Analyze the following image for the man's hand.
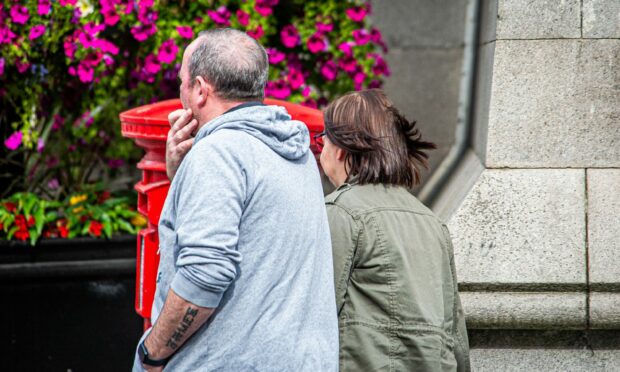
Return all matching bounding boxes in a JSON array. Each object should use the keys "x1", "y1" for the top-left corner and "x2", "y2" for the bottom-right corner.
[
  {"x1": 166, "y1": 108, "x2": 198, "y2": 180},
  {"x1": 141, "y1": 364, "x2": 163, "y2": 372}
]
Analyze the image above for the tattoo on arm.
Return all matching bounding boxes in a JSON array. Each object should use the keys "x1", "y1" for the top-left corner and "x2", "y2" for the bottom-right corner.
[{"x1": 165, "y1": 307, "x2": 199, "y2": 350}]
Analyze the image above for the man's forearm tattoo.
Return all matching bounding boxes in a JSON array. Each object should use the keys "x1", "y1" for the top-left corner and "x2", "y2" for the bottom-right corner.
[{"x1": 166, "y1": 307, "x2": 199, "y2": 350}]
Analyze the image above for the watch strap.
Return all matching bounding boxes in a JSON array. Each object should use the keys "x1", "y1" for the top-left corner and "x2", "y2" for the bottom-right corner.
[{"x1": 139, "y1": 340, "x2": 168, "y2": 367}]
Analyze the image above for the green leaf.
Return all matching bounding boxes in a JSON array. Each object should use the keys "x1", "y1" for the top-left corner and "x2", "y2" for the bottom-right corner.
[
  {"x1": 34, "y1": 206, "x2": 45, "y2": 235},
  {"x1": 116, "y1": 208, "x2": 137, "y2": 219},
  {"x1": 7, "y1": 226, "x2": 18, "y2": 240},
  {"x1": 23, "y1": 195, "x2": 37, "y2": 217},
  {"x1": 45, "y1": 211, "x2": 59, "y2": 221},
  {"x1": 29, "y1": 229, "x2": 38, "y2": 246},
  {"x1": 81, "y1": 222, "x2": 90, "y2": 235},
  {"x1": 3, "y1": 215, "x2": 15, "y2": 231},
  {"x1": 102, "y1": 219, "x2": 113, "y2": 238},
  {"x1": 116, "y1": 219, "x2": 134, "y2": 234}
]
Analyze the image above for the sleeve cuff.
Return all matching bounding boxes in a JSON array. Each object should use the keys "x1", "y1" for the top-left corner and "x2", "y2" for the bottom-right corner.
[{"x1": 170, "y1": 271, "x2": 225, "y2": 308}]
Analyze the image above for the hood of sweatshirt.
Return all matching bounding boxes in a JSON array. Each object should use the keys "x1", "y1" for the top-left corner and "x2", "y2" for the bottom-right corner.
[{"x1": 194, "y1": 104, "x2": 310, "y2": 160}]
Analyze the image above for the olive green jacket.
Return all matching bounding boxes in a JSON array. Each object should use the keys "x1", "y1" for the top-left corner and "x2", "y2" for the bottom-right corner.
[{"x1": 326, "y1": 183, "x2": 470, "y2": 372}]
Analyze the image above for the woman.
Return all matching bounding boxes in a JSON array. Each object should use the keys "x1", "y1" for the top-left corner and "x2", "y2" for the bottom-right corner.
[{"x1": 317, "y1": 89, "x2": 470, "y2": 372}]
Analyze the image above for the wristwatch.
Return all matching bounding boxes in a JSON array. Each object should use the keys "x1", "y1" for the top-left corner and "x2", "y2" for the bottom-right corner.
[{"x1": 139, "y1": 340, "x2": 168, "y2": 367}]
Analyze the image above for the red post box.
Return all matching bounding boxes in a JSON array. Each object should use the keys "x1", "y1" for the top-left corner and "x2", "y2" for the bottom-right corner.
[{"x1": 120, "y1": 99, "x2": 324, "y2": 328}]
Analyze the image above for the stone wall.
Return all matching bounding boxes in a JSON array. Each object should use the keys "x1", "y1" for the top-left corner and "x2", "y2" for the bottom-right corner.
[{"x1": 434, "y1": 0, "x2": 620, "y2": 370}]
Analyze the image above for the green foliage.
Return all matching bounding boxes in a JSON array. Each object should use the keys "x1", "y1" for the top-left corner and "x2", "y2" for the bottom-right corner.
[{"x1": 0, "y1": 189, "x2": 146, "y2": 245}]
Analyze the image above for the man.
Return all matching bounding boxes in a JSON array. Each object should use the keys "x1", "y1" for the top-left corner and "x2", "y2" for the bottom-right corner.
[{"x1": 133, "y1": 28, "x2": 338, "y2": 371}]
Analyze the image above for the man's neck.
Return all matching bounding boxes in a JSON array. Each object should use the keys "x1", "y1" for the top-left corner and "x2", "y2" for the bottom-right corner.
[{"x1": 197, "y1": 99, "x2": 250, "y2": 129}]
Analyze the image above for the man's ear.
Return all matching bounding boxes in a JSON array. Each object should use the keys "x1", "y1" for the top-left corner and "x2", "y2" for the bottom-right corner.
[
  {"x1": 194, "y1": 76, "x2": 210, "y2": 108},
  {"x1": 335, "y1": 146, "x2": 346, "y2": 162}
]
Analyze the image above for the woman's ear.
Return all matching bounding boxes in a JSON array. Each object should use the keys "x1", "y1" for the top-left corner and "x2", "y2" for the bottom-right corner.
[{"x1": 194, "y1": 76, "x2": 210, "y2": 108}]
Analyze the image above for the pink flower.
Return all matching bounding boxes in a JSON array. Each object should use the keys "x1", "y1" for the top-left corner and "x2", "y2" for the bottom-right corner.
[
  {"x1": 52, "y1": 114, "x2": 65, "y2": 131},
  {"x1": 236, "y1": 10, "x2": 249, "y2": 26},
  {"x1": 280, "y1": 25, "x2": 299, "y2": 48},
  {"x1": 338, "y1": 42, "x2": 354, "y2": 57},
  {"x1": 102, "y1": 6, "x2": 120, "y2": 26},
  {"x1": 266, "y1": 48, "x2": 285, "y2": 64},
  {"x1": 370, "y1": 54, "x2": 390, "y2": 76},
  {"x1": 255, "y1": 0, "x2": 278, "y2": 17},
  {"x1": 83, "y1": 52, "x2": 102, "y2": 67},
  {"x1": 368, "y1": 80, "x2": 382, "y2": 89},
  {"x1": 37, "y1": 138, "x2": 45, "y2": 153},
  {"x1": 84, "y1": 113, "x2": 94, "y2": 127},
  {"x1": 207, "y1": 6, "x2": 231, "y2": 26},
  {"x1": 176, "y1": 26, "x2": 193, "y2": 39},
  {"x1": 139, "y1": 0, "x2": 154, "y2": 7},
  {"x1": 47, "y1": 178, "x2": 60, "y2": 190},
  {"x1": 338, "y1": 57, "x2": 357, "y2": 73},
  {"x1": 345, "y1": 6, "x2": 369, "y2": 22},
  {"x1": 352, "y1": 29, "x2": 371, "y2": 45},
  {"x1": 302, "y1": 97, "x2": 317, "y2": 109},
  {"x1": 107, "y1": 159, "x2": 125, "y2": 168},
  {"x1": 74, "y1": 111, "x2": 93, "y2": 127},
  {"x1": 320, "y1": 60, "x2": 338, "y2": 81},
  {"x1": 93, "y1": 39, "x2": 119, "y2": 55},
  {"x1": 38, "y1": 0, "x2": 51, "y2": 15},
  {"x1": 144, "y1": 54, "x2": 160, "y2": 74},
  {"x1": 369, "y1": 28, "x2": 383, "y2": 43},
  {"x1": 99, "y1": 0, "x2": 114, "y2": 8},
  {"x1": 286, "y1": 53, "x2": 302, "y2": 70},
  {"x1": 307, "y1": 33, "x2": 327, "y2": 54},
  {"x1": 0, "y1": 58, "x2": 4, "y2": 76},
  {"x1": 103, "y1": 54, "x2": 114, "y2": 66},
  {"x1": 59, "y1": 0, "x2": 77, "y2": 6},
  {"x1": 63, "y1": 36, "x2": 77, "y2": 59},
  {"x1": 71, "y1": 8, "x2": 81, "y2": 24},
  {"x1": 16, "y1": 60, "x2": 30, "y2": 74},
  {"x1": 84, "y1": 22, "x2": 106, "y2": 37},
  {"x1": 10, "y1": 5, "x2": 29, "y2": 24},
  {"x1": 247, "y1": 25, "x2": 264, "y2": 40},
  {"x1": 287, "y1": 69, "x2": 305, "y2": 90},
  {"x1": 4, "y1": 131, "x2": 23, "y2": 151},
  {"x1": 353, "y1": 70, "x2": 366, "y2": 85},
  {"x1": 302, "y1": 86, "x2": 311, "y2": 97},
  {"x1": 157, "y1": 39, "x2": 178, "y2": 64},
  {"x1": 131, "y1": 23, "x2": 156, "y2": 41},
  {"x1": 29, "y1": 25, "x2": 46, "y2": 40},
  {"x1": 0, "y1": 27, "x2": 17, "y2": 44},
  {"x1": 265, "y1": 80, "x2": 291, "y2": 100},
  {"x1": 316, "y1": 22, "x2": 333, "y2": 34},
  {"x1": 78, "y1": 31, "x2": 95, "y2": 48},
  {"x1": 137, "y1": 7, "x2": 158, "y2": 24},
  {"x1": 77, "y1": 63, "x2": 94, "y2": 82},
  {"x1": 370, "y1": 28, "x2": 387, "y2": 52},
  {"x1": 124, "y1": 2, "x2": 135, "y2": 15}
]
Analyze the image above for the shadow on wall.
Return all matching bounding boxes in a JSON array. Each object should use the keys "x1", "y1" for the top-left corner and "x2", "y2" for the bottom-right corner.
[{"x1": 370, "y1": 0, "x2": 468, "y2": 194}]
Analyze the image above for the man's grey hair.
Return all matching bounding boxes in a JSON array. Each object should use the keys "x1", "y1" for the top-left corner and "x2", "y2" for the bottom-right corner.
[{"x1": 189, "y1": 28, "x2": 268, "y2": 101}]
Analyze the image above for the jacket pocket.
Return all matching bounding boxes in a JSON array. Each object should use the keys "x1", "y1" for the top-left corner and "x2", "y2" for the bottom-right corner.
[
  {"x1": 392, "y1": 327, "x2": 457, "y2": 372},
  {"x1": 340, "y1": 320, "x2": 457, "y2": 372}
]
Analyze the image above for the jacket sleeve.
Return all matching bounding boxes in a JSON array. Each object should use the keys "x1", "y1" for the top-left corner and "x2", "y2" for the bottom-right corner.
[
  {"x1": 442, "y1": 224, "x2": 471, "y2": 372},
  {"x1": 325, "y1": 203, "x2": 360, "y2": 315},
  {"x1": 170, "y1": 138, "x2": 245, "y2": 308}
]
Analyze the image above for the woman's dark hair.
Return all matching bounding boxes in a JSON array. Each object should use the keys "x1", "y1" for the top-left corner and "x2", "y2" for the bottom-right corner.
[{"x1": 323, "y1": 89, "x2": 436, "y2": 188}]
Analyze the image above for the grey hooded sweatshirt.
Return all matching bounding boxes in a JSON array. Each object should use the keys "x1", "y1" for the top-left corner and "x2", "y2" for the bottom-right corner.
[{"x1": 133, "y1": 103, "x2": 339, "y2": 371}]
